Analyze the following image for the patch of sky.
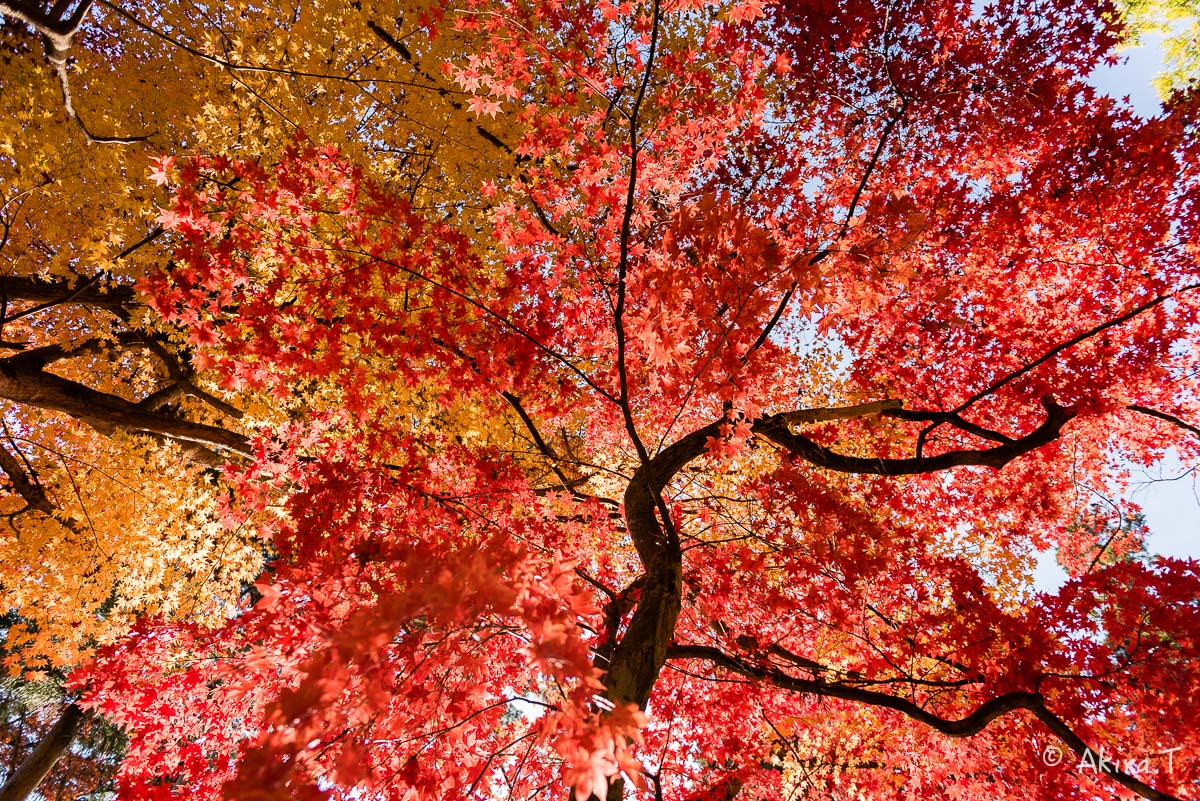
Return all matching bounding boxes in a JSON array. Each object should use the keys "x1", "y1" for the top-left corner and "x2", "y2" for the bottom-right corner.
[
  {"x1": 1090, "y1": 31, "x2": 1171, "y2": 118},
  {"x1": 734, "y1": 1, "x2": 1196, "y2": 593},
  {"x1": 1026, "y1": 31, "x2": 1199, "y2": 593},
  {"x1": 1035, "y1": 454, "x2": 1199, "y2": 594}
]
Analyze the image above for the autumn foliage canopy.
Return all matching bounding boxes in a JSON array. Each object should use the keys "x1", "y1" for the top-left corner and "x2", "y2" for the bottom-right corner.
[{"x1": 1, "y1": 0, "x2": 1200, "y2": 799}]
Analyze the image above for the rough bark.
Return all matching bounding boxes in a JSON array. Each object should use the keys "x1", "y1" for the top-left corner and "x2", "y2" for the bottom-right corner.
[
  {"x1": 0, "y1": 276, "x2": 138, "y2": 314},
  {"x1": 597, "y1": 398, "x2": 1073, "y2": 800},
  {"x1": 0, "y1": 352, "x2": 250, "y2": 459},
  {"x1": 753, "y1": 396, "x2": 1074, "y2": 475},
  {"x1": 0, "y1": 703, "x2": 87, "y2": 801},
  {"x1": 605, "y1": 421, "x2": 724, "y2": 708}
]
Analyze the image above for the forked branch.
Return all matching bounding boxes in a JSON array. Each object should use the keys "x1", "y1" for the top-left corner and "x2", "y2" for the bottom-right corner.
[
  {"x1": 754, "y1": 396, "x2": 1073, "y2": 475},
  {"x1": 1, "y1": 0, "x2": 151, "y2": 144}
]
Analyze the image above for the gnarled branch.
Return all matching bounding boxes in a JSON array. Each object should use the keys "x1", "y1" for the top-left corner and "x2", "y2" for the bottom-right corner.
[
  {"x1": 0, "y1": 351, "x2": 250, "y2": 460},
  {"x1": 0, "y1": 702, "x2": 90, "y2": 801},
  {"x1": 668, "y1": 644, "x2": 1183, "y2": 801},
  {"x1": 754, "y1": 396, "x2": 1074, "y2": 475}
]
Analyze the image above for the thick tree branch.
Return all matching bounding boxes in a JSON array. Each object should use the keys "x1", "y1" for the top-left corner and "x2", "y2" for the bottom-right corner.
[
  {"x1": 0, "y1": 440, "x2": 56, "y2": 516},
  {"x1": 670, "y1": 644, "x2": 1035, "y2": 734},
  {"x1": 754, "y1": 396, "x2": 1073, "y2": 475},
  {"x1": 668, "y1": 645, "x2": 1183, "y2": 801},
  {"x1": 0, "y1": 326, "x2": 246, "y2": 425},
  {"x1": 770, "y1": 399, "x2": 903, "y2": 426},
  {"x1": 604, "y1": 395, "x2": 1070, "y2": 723},
  {"x1": 0, "y1": 331, "x2": 145, "y2": 371},
  {"x1": 0, "y1": 229, "x2": 158, "y2": 328},
  {"x1": 0, "y1": 352, "x2": 250, "y2": 459},
  {"x1": 604, "y1": 418, "x2": 722, "y2": 715},
  {"x1": 0, "y1": 0, "x2": 85, "y2": 44},
  {"x1": 0, "y1": 702, "x2": 88, "y2": 801},
  {"x1": 0, "y1": 275, "x2": 138, "y2": 316}
]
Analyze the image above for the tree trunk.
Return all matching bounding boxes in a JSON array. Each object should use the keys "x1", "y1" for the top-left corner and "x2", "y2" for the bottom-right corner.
[{"x1": 0, "y1": 703, "x2": 86, "y2": 801}]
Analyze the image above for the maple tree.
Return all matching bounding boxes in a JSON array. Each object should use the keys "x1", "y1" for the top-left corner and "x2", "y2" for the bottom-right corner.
[
  {"x1": 0, "y1": 678, "x2": 122, "y2": 801},
  {"x1": 3, "y1": 0, "x2": 1200, "y2": 799},
  {"x1": 0, "y1": 0, "x2": 518, "y2": 791},
  {"x1": 0, "y1": 0, "x2": 521, "y2": 668}
]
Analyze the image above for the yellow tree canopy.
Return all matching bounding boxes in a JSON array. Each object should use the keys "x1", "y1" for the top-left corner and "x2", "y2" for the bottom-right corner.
[{"x1": 0, "y1": 0, "x2": 530, "y2": 672}]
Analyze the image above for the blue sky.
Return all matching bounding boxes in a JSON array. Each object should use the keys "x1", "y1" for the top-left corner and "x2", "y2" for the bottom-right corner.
[
  {"x1": 1092, "y1": 30, "x2": 1172, "y2": 117},
  {"x1": 1032, "y1": 35, "x2": 1200, "y2": 589}
]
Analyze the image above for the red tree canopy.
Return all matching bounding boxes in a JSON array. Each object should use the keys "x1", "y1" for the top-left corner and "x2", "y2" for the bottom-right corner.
[{"x1": 9, "y1": 0, "x2": 1200, "y2": 798}]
